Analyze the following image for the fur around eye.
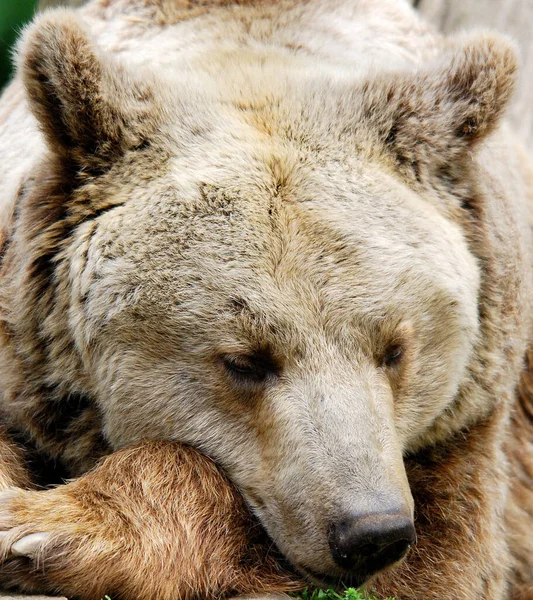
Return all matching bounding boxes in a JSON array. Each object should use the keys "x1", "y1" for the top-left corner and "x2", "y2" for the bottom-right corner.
[
  {"x1": 382, "y1": 344, "x2": 404, "y2": 368},
  {"x1": 221, "y1": 354, "x2": 275, "y2": 384}
]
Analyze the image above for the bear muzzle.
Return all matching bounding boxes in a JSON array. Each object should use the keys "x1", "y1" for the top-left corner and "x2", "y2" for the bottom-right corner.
[{"x1": 296, "y1": 509, "x2": 416, "y2": 588}]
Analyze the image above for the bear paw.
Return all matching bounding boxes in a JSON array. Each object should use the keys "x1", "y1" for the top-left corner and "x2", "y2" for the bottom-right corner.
[{"x1": 0, "y1": 487, "x2": 94, "y2": 596}]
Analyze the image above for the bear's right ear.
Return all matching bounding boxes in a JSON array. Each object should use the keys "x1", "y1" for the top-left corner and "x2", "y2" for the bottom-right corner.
[
  {"x1": 18, "y1": 10, "x2": 154, "y2": 172},
  {"x1": 359, "y1": 32, "x2": 518, "y2": 183}
]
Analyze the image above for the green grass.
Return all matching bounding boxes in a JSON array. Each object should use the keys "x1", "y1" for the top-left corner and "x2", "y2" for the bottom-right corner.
[{"x1": 294, "y1": 588, "x2": 395, "y2": 600}]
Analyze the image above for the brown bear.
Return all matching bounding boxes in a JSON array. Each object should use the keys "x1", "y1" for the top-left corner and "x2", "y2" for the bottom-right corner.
[{"x1": 0, "y1": 0, "x2": 532, "y2": 599}]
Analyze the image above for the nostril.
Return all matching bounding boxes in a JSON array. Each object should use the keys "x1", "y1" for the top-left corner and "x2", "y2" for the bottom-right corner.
[
  {"x1": 328, "y1": 512, "x2": 415, "y2": 572},
  {"x1": 381, "y1": 537, "x2": 413, "y2": 561}
]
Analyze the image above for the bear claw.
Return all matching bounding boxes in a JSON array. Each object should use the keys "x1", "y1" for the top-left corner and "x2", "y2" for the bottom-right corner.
[{"x1": 11, "y1": 532, "x2": 51, "y2": 557}]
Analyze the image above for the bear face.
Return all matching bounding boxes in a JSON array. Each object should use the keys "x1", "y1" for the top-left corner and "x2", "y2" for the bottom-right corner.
[
  {"x1": 77, "y1": 156, "x2": 479, "y2": 583},
  {"x1": 5, "y1": 7, "x2": 518, "y2": 586}
]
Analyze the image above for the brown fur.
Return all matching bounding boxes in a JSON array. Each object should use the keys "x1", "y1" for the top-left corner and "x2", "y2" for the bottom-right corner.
[
  {"x1": 0, "y1": 406, "x2": 529, "y2": 599},
  {"x1": 0, "y1": 0, "x2": 533, "y2": 599},
  {"x1": 505, "y1": 348, "x2": 533, "y2": 600},
  {"x1": 0, "y1": 441, "x2": 303, "y2": 598},
  {"x1": 0, "y1": 431, "x2": 30, "y2": 491}
]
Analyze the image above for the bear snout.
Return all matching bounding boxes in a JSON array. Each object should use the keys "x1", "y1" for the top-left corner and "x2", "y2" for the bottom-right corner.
[{"x1": 327, "y1": 511, "x2": 416, "y2": 576}]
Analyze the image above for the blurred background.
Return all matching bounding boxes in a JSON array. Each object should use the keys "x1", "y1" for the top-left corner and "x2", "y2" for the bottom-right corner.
[
  {"x1": 0, "y1": 0, "x2": 37, "y2": 90},
  {"x1": 0, "y1": 0, "x2": 84, "y2": 90}
]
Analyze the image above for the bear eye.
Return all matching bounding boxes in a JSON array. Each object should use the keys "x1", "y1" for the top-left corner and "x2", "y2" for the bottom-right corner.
[
  {"x1": 382, "y1": 344, "x2": 404, "y2": 368},
  {"x1": 221, "y1": 353, "x2": 277, "y2": 385}
]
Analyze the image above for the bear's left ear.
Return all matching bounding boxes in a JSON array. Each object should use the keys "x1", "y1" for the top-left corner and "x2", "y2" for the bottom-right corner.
[
  {"x1": 364, "y1": 33, "x2": 519, "y2": 178},
  {"x1": 17, "y1": 10, "x2": 156, "y2": 173}
]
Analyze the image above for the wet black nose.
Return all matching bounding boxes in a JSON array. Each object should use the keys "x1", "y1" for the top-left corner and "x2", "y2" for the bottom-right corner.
[{"x1": 328, "y1": 512, "x2": 416, "y2": 572}]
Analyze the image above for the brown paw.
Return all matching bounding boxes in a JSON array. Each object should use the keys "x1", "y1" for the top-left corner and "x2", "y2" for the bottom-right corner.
[
  {"x1": 0, "y1": 489, "x2": 56, "y2": 556},
  {"x1": 0, "y1": 487, "x2": 90, "y2": 596},
  {"x1": 0, "y1": 443, "x2": 301, "y2": 600}
]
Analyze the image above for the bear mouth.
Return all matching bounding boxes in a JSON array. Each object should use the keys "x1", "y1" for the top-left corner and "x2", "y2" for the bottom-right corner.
[
  {"x1": 295, "y1": 564, "x2": 368, "y2": 590},
  {"x1": 294, "y1": 549, "x2": 410, "y2": 591}
]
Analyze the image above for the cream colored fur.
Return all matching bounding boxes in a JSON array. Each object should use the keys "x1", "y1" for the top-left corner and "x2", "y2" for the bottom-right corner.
[{"x1": 0, "y1": 0, "x2": 532, "y2": 598}]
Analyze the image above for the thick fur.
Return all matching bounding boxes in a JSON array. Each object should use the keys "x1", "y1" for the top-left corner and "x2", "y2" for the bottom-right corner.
[
  {"x1": 0, "y1": 441, "x2": 301, "y2": 599},
  {"x1": 0, "y1": 0, "x2": 533, "y2": 598}
]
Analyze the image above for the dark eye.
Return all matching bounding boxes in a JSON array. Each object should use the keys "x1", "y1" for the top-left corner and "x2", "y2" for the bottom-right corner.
[
  {"x1": 382, "y1": 344, "x2": 403, "y2": 368},
  {"x1": 221, "y1": 353, "x2": 278, "y2": 385}
]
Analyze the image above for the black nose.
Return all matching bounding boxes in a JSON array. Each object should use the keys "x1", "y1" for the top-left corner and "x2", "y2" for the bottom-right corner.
[{"x1": 328, "y1": 512, "x2": 416, "y2": 572}]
